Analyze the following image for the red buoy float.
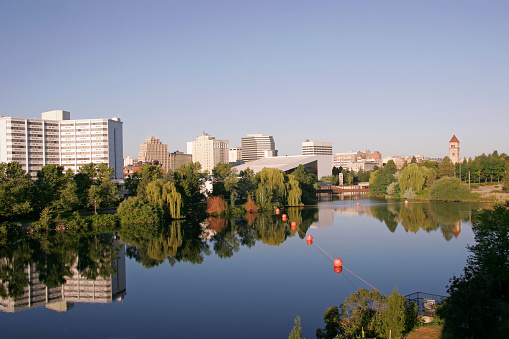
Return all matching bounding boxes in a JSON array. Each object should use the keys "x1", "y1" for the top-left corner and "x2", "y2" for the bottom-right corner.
[
  {"x1": 275, "y1": 208, "x2": 280, "y2": 215},
  {"x1": 356, "y1": 202, "x2": 360, "y2": 207},
  {"x1": 306, "y1": 235, "x2": 313, "y2": 241},
  {"x1": 291, "y1": 221, "x2": 296, "y2": 228},
  {"x1": 306, "y1": 239, "x2": 313, "y2": 245},
  {"x1": 333, "y1": 258, "x2": 343, "y2": 267},
  {"x1": 334, "y1": 266, "x2": 343, "y2": 274}
]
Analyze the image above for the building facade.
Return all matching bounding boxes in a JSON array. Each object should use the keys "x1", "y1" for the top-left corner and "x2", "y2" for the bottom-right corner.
[
  {"x1": 138, "y1": 136, "x2": 170, "y2": 173},
  {"x1": 169, "y1": 151, "x2": 192, "y2": 171},
  {"x1": 241, "y1": 134, "x2": 277, "y2": 162},
  {"x1": 0, "y1": 110, "x2": 123, "y2": 179},
  {"x1": 449, "y1": 135, "x2": 460, "y2": 164},
  {"x1": 302, "y1": 140, "x2": 332, "y2": 155},
  {"x1": 187, "y1": 132, "x2": 229, "y2": 173}
]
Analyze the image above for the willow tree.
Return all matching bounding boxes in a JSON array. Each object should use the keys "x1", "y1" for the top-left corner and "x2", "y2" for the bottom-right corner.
[
  {"x1": 398, "y1": 163, "x2": 430, "y2": 194},
  {"x1": 286, "y1": 174, "x2": 303, "y2": 206},
  {"x1": 255, "y1": 168, "x2": 286, "y2": 204},
  {"x1": 146, "y1": 179, "x2": 183, "y2": 219}
]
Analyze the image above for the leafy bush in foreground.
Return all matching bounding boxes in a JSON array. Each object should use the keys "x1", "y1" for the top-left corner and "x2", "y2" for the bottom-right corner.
[{"x1": 428, "y1": 177, "x2": 471, "y2": 201}]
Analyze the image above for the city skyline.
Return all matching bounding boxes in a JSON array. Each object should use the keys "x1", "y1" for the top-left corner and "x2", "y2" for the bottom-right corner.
[{"x1": 1, "y1": 1, "x2": 508, "y2": 159}]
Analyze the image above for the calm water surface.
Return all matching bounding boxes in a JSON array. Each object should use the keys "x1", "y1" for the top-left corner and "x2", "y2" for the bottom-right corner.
[{"x1": 0, "y1": 199, "x2": 485, "y2": 338}]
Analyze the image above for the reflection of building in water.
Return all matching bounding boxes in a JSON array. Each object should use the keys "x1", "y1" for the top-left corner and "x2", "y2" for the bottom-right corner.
[
  {"x1": 0, "y1": 243, "x2": 126, "y2": 313},
  {"x1": 333, "y1": 206, "x2": 372, "y2": 218},
  {"x1": 0, "y1": 262, "x2": 63, "y2": 313},
  {"x1": 453, "y1": 220, "x2": 462, "y2": 238},
  {"x1": 310, "y1": 208, "x2": 334, "y2": 228}
]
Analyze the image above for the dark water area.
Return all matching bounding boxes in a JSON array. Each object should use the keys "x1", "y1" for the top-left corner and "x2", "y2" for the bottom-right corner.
[{"x1": 0, "y1": 199, "x2": 487, "y2": 338}]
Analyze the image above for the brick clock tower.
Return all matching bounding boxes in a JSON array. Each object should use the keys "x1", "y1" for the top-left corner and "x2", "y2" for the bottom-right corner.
[{"x1": 449, "y1": 135, "x2": 460, "y2": 164}]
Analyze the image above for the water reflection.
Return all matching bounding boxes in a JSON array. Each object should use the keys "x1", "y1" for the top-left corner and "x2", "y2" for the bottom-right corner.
[
  {"x1": 0, "y1": 233, "x2": 125, "y2": 312},
  {"x1": 0, "y1": 201, "x2": 484, "y2": 310}
]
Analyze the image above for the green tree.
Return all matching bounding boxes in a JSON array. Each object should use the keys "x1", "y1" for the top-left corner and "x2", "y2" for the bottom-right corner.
[
  {"x1": 255, "y1": 168, "x2": 287, "y2": 205},
  {"x1": 286, "y1": 174, "x2": 303, "y2": 206},
  {"x1": 172, "y1": 162, "x2": 206, "y2": 217},
  {"x1": 316, "y1": 306, "x2": 341, "y2": 339},
  {"x1": 291, "y1": 165, "x2": 317, "y2": 205},
  {"x1": 54, "y1": 171, "x2": 80, "y2": 211},
  {"x1": 398, "y1": 163, "x2": 430, "y2": 193},
  {"x1": 369, "y1": 160, "x2": 397, "y2": 196},
  {"x1": 439, "y1": 156, "x2": 455, "y2": 178},
  {"x1": 438, "y1": 202, "x2": 509, "y2": 338},
  {"x1": 237, "y1": 168, "x2": 257, "y2": 199},
  {"x1": 146, "y1": 179, "x2": 183, "y2": 219},
  {"x1": 34, "y1": 164, "x2": 67, "y2": 210},
  {"x1": 0, "y1": 162, "x2": 34, "y2": 218}
]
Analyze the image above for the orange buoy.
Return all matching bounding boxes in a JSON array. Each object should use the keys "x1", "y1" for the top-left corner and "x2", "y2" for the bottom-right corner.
[
  {"x1": 333, "y1": 258, "x2": 343, "y2": 267},
  {"x1": 282, "y1": 214, "x2": 287, "y2": 219},
  {"x1": 306, "y1": 235, "x2": 313, "y2": 241},
  {"x1": 291, "y1": 221, "x2": 296, "y2": 227},
  {"x1": 306, "y1": 239, "x2": 313, "y2": 245},
  {"x1": 334, "y1": 266, "x2": 343, "y2": 274},
  {"x1": 405, "y1": 200, "x2": 409, "y2": 205},
  {"x1": 276, "y1": 208, "x2": 280, "y2": 215},
  {"x1": 356, "y1": 202, "x2": 360, "y2": 207},
  {"x1": 291, "y1": 224, "x2": 296, "y2": 230}
]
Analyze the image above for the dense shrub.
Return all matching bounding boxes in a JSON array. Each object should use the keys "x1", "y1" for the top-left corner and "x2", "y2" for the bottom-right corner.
[
  {"x1": 428, "y1": 177, "x2": 471, "y2": 201},
  {"x1": 0, "y1": 222, "x2": 20, "y2": 243},
  {"x1": 206, "y1": 196, "x2": 227, "y2": 216},
  {"x1": 116, "y1": 196, "x2": 163, "y2": 225},
  {"x1": 243, "y1": 197, "x2": 259, "y2": 213},
  {"x1": 65, "y1": 211, "x2": 90, "y2": 230},
  {"x1": 87, "y1": 213, "x2": 119, "y2": 227}
]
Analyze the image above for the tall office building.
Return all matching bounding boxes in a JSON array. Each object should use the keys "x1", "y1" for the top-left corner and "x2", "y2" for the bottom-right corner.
[
  {"x1": 138, "y1": 136, "x2": 170, "y2": 173},
  {"x1": 0, "y1": 110, "x2": 123, "y2": 179},
  {"x1": 241, "y1": 134, "x2": 277, "y2": 162},
  {"x1": 187, "y1": 132, "x2": 229, "y2": 173},
  {"x1": 302, "y1": 140, "x2": 332, "y2": 155}
]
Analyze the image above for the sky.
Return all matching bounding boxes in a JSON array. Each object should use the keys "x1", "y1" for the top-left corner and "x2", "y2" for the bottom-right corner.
[{"x1": 1, "y1": 0, "x2": 508, "y2": 159}]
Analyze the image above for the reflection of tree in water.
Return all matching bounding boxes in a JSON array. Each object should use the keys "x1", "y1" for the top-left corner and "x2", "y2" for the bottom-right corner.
[
  {"x1": 209, "y1": 218, "x2": 240, "y2": 259},
  {"x1": 369, "y1": 202, "x2": 482, "y2": 239},
  {"x1": 121, "y1": 220, "x2": 210, "y2": 268},
  {"x1": 77, "y1": 234, "x2": 121, "y2": 280},
  {"x1": 255, "y1": 214, "x2": 288, "y2": 246},
  {"x1": 287, "y1": 207, "x2": 318, "y2": 239},
  {"x1": 0, "y1": 241, "x2": 31, "y2": 298},
  {"x1": 370, "y1": 205, "x2": 399, "y2": 233},
  {"x1": 0, "y1": 232, "x2": 121, "y2": 298},
  {"x1": 399, "y1": 204, "x2": 438, "y2": 233}
]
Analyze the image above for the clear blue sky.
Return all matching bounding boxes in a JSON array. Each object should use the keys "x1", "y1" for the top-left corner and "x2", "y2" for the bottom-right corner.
[{"x1": 1, "y1": 0, "x2": 508, "y2": 159}]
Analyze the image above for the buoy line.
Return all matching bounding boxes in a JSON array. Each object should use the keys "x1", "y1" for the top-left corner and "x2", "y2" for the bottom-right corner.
[{"x1": 280, "y1": 207, "x2": 381, "y2": 293}]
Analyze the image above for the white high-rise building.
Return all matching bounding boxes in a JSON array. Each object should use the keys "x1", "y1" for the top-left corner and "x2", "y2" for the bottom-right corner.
[
  {"x1": 302, "y1": 140, "x2": 332, "y2": 155},
  {"x1": 187, "y1": 132, "x2": 229, "y2": 173},
  {"x1": 241, "y1": 134, "x2": 277, "y2": 162},
  {"x1": 0, "y1": 110, "x2": 123, "y2": 179},
  {"x1": 229, "y1": 147, "x2": 242, "y2": 163}
]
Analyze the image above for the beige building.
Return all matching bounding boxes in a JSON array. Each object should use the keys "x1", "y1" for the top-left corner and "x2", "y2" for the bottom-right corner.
[
  {"x1": 229, "y1": 147, "x2": 242, "y2": 163},
  {"x1": 333, "y1": 149, "x2": 382, "y2": 171},
  {"x1": 169, "y1": 151, "x2": 192, "y2": 171},
  {"x1": 187, "y1": 132, "x2": 229, "y2": 173},
  {"x1": 302, "y1": 140, "x2": 332, "y2": 155},
  {"x1": 449, "y1": 135, "x2": 460, "y2": 164},
  {"x1": 138, "y1": 136, "x2": 170, "y2": 173},
  {"x1": 0, "y1": 110, "x2": 123, "y2": 179}
]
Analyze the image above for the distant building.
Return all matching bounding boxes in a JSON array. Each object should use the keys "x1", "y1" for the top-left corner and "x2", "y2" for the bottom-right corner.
[
  {"x1": 302, "y1": 140, "x2": 332, "y2": 155},
  {"x1": 233, "y1": 155, "x2": 332, "y2": 179},
  {"x1": 0, "y1": 110, "x2": 123, "y2": 179},
  {"x1": 241, "y1": 134, "x2": 277, "y2": 162},
  {"x1": 138, "y1": 136, "x2": 170, "y2": 173},
  {"x1": 333, "y1": 149, "x2": 382, "y2": 171},
  {"x1": 187, "y1": 132, "x2": 229, "y2": 173},
  {"x1": 449, "y1": 135, "x2": 460, "y2": 164},
  {"x1": 383, "y1": 155, "x2": 441, "y2": 170},
  {"x1": 169, "y1": 151, "x2": 192, "y2": 171},
  {"x1": 123, "y1": 160, "x2": 164, "y2": 178},
  {"x1": 123, "y1": 156, "x2": 136, "y2": 166},
  {"x1": 229, "y1": 147, "x2": 244, "y2": 166}
]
